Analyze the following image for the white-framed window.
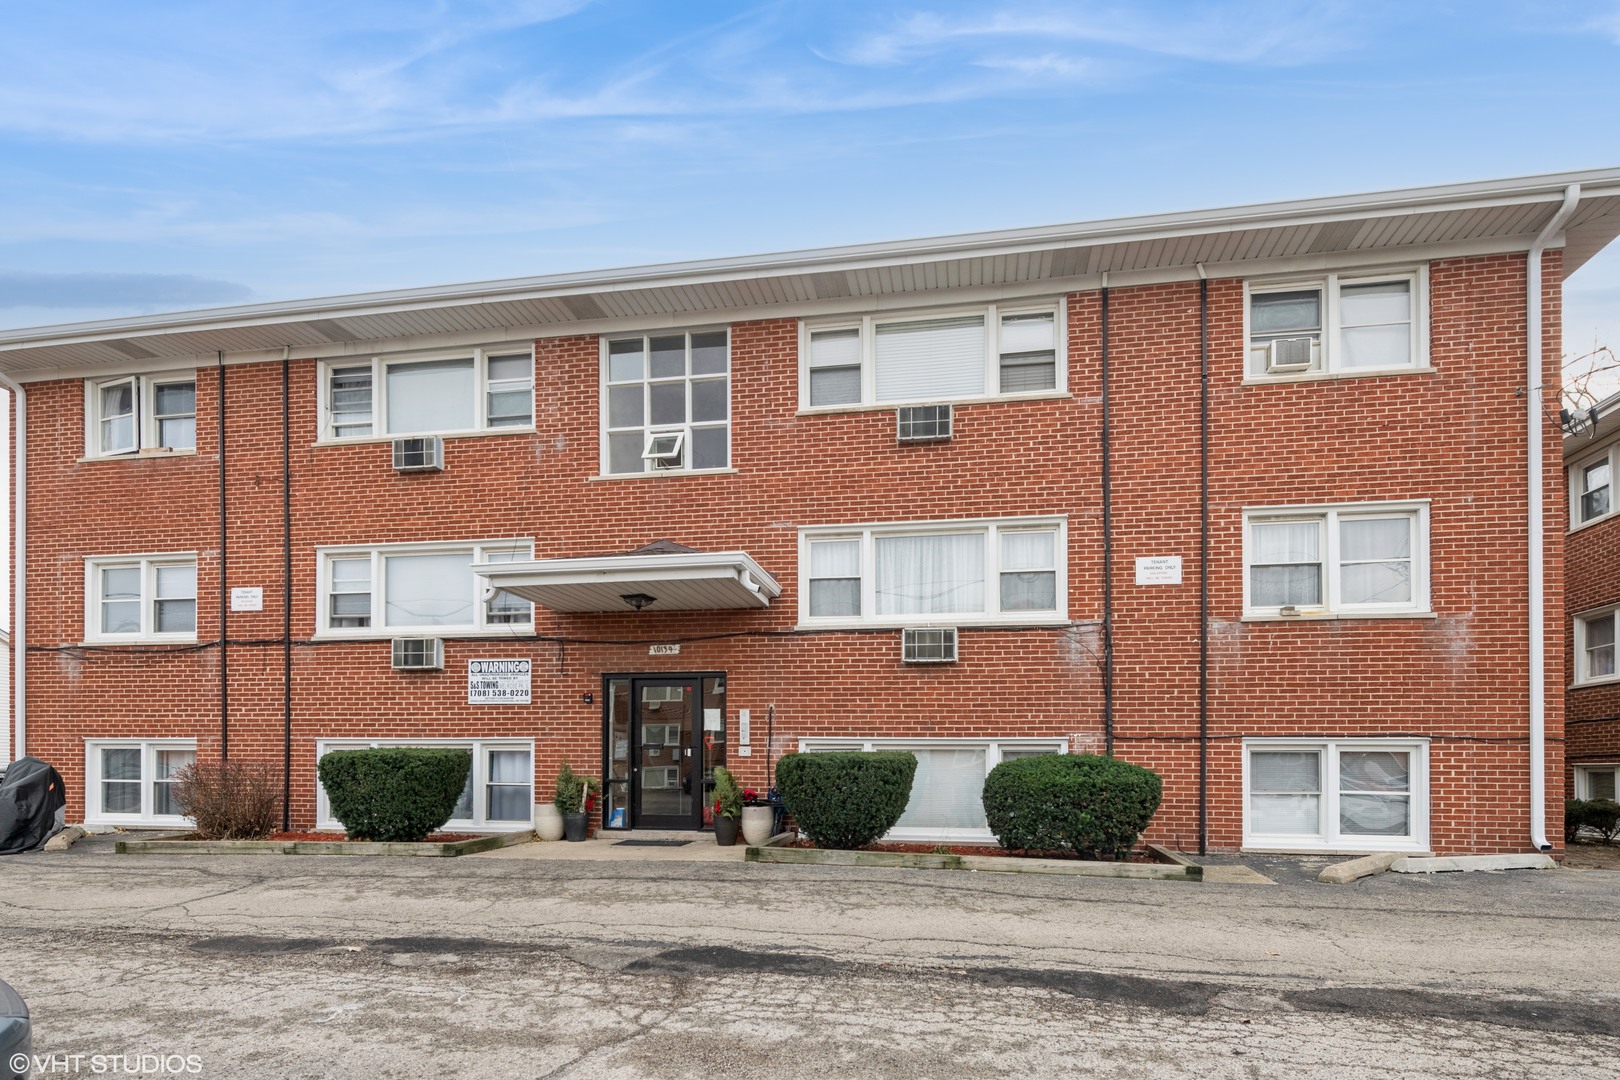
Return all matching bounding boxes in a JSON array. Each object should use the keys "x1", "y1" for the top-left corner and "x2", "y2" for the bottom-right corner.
[
  {"x1": 84, "y1": 739, "x2": 197, "y2": 825},
  {"x1": 318, "y1": 348, "x2": 534, "y2": 440},
  {"x1": 800, "y1": 300, "x2": 1066, "y2": 410},
  {"x1": 315, "y1": 540, "x2": 534, "y2": 638},
  {"x1": 84, "y1": 553, "x2": 198, "y2": 643},
  {"x1": 797, "y1": 517, "x2": 1067, "y2": 629},
  {"x1": 1573, "y1": 607, "x2": 1619, "y2": 686},
  {"x1": 1245, "y1": 268, "x2": 1427, "y2": 378},
  {"x1": 1575, "y1": 764, "x2": 1619, "y2": 802},
  {"x1": 601, "y1": 329, "x2": 729, "y2": 475},
  {"x1": 1243, "y1": 739, "x2": 1429, "y2": 852},
  {"x1": 315, "y1": 739, "x2": 535, "y2": 831},
  {"x1": 1570, "y1": 444, "x2": 1617, "y2": 529},
  {"x1": 1243, "y1": 502, "x2": 1429, "y2": 617},
  {"x1": 798, "y1": 737, "x2": 1068, "y2": 841},
  {"x1": 85, "y1": 372, "x2": 197, "y2": 456}
]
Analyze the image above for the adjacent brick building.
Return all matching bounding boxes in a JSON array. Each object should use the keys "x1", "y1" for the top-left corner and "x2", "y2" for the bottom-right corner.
[
  {"x1": 1564, "y1": 389, "x2": 1620, "y2": 805},
  {"x1": 5, "y1": 168, "x2": 1619, "y2": 854}
]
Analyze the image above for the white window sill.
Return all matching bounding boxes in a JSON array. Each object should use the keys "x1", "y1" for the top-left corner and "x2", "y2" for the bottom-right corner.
[
  {"x1": 313, "y1": 629, "x2": 535, "y2": 643},
  {"x1": 1242, "y1": 842, "x2": 1432, "y2": 856},
  {"x1": 314, "y1": 426, "x2": 537, "y2": 448},
  {"x1": 796, "y1": 391, "x2": 1071, "y2": 416},
  {"x1": 84, "y1": 816, "x2": 192, "y2": 829},
  {"x1": 1242, "y1": 366, "x2": 1436, "y2": 386},
  {"x1": 589, "y1": 468, "x2": 739, "y2": 482},
  {"x1": 79, "y1": 637, "x2": 199, "y2": 647},
  {"x1": 795, "y1": 616, "x2": 1071, "y2": 632},
  {"x1": 315, "y1": 819, "x2": 534, "y2": 833},
  {"x1": 1568, "y1": 513, "x2": 1617, "y2": 535},
  {"x1": 77, "y1": 449, "x2": 198, "y2": 464},
  {"x1": 1240, "y1": 611, "x2": 1437, "y2": 623},
  {"x1": 1570, "y1": 675, "x2": 1620, "y2": 690}
]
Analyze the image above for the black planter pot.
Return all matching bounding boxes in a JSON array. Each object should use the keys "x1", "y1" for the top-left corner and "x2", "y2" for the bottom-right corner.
[
  {"x1": 714, "y1": 815, "x2": 741, "y2": 846},
  {"x1": 563, "y1": 812, "x2": 588, "y2": 842}
]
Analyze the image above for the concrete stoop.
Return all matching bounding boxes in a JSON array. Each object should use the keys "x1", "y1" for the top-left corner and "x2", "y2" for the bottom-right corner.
[{"x1": 1389, "y1": 853, "x2": 1558, "y2": 874}]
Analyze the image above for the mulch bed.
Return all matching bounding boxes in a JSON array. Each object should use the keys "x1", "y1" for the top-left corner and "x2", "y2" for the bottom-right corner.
[{"x1": 782, "y1": 839, "x2": 1156, "y2": 863}]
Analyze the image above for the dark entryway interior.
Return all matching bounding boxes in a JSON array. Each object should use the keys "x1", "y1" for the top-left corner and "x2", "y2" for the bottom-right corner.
[{"x1": 602, "y1": 674, "x2": 726, "y2": 830}]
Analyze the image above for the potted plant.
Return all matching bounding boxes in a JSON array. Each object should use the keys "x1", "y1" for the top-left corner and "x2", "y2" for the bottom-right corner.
[
  {"x1": 740, "y1": 785, "x2": 775, "y2": 846},
  {"x1": 554, "y1": 763, "x2": 600, "y2": 843},
  {"x1": 712, "y1": 767, "x2": 743, "y2": 846}
]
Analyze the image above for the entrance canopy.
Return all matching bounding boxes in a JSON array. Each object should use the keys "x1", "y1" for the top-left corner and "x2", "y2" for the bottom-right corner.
[{"x1": 474, "y1": 541, "x2": 781, "y2": 613}]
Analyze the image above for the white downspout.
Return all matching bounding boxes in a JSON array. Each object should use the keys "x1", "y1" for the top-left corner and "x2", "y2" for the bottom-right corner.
[
  {"x1": 0, "y1": 373, "x2": 23, "y2": 762},
  {"x1": 1527, "y1": 183, "x2": 1580, "y2": 852}
]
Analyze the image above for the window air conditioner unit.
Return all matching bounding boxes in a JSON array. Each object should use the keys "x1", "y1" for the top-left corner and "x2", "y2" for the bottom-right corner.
[
  {"x1": 1266, "y1": 337, "x2": 1315, "y2": 373},
  {"x1": 902, "y1": 627, "x2": 958, "y2": 664},
  {"x1": 897, "y1": 403, "x2": 953, "y2": 443},
  {"x1": 392, "y1": 436, "x2": 444, "y2": 472},
  {"x1": 391, "y1": 637, "x2": 444, "y2": 671}
]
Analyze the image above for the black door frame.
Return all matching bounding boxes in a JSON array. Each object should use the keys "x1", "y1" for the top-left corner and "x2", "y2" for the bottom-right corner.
[{"x1": 601, "y1": 672, "x2": 725, "y2": 831}]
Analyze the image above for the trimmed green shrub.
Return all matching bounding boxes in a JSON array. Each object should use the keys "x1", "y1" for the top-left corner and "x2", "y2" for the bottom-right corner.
[
  {"x1": 982, "y1": 753, "x2": 1162, "y2": 859},
  {"x1": 1566, "y1": 798, "x2": 1620, "y2": 844},
  {"x1": 317, "y1": 748, "x2": 471, "y2": 842},
  {"x1": 775, "y1": 751, "x2": 917, "y2": 849},
  {"x1": 1565, "y1": 799, "x2": 1588, "y2": 844}
]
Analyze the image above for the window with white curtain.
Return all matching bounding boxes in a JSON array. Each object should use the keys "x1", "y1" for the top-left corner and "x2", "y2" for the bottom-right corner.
[
  {"x1": 85, "y1": 372, "x2": 197, "y2": 456},
  {"x1": 1571, "y1": 444, "x2": 1619, "y2": 528},
  {"x1": 1574, "y1": 607, "x2": 1620, "y2": 685},
  {"x1": 798, "y1": 518, "x2": 1066, "y2": 627},
  {"x1": 1576, "y1": 765, "x2": 1619, "y2": 803},
  {"x1": 801, "y1": 301, "x2": 1064, "y2": 409},
  {"x1": 1243, "y1": 503, "x2": 1428, "y2": 616},
  {"x1": 316, "y1": 540, "x2": 534, "y2": 637},
  {"x1": 799, "y1": 738, "x2": 1067, "y2": 840},
  {"x1": 85, "y1": 553, "x2": 198, "y2": 643},
  {"x1": 84, "y1": 740, "x2": 197, "y2": 824},
  {"x1": 320, "y1": 349, "x2": 533, "y2": 439},
  {"x1": 1244, "y1": 740, "x2": 1427, "y2": 851},
  {"x1": 1246, "y1": 268, "x2": 1427, "y2": 378},
  {"x1": 315, "y1": 740, "x2": 534, "y2": 830}
]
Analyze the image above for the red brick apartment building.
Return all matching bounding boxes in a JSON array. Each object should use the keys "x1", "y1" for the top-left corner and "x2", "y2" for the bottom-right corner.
[
  {"x1": 1565, "y1": 389, "x2": 1620, "y2": 805},
  {"x1": 4, "y1": 169, "x2": 1619, "y2": 855}
]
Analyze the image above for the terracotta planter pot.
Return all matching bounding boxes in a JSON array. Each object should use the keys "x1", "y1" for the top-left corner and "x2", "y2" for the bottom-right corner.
[
  {"x1": 563, "y1": 812, "x2": 589, "y2": 842},
  {"x1": 714, "y1": 815, "x2": 741, "y2": 846},
  {"x1": 741, "y1": 805, "x2": 775, "y2": 846},
  {"x1": 535, "y1": 804, "x2": 565, "y2": 842}
]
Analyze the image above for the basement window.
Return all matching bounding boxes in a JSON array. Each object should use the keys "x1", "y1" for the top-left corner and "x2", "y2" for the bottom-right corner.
[
  {"x1": 1244, "y1": 739, "x2": 1428, "y2": 852},
  {"x1": 84, "y1": 740, "x2": 197, "y2": 825}
]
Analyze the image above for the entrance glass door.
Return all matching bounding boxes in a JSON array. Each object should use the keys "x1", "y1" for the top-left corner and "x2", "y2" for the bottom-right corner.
[{"x1": 603, "y1": 674, "x2": 725, "y2": 831}]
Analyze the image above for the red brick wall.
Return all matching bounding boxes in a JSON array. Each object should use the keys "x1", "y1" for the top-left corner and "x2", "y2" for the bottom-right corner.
[
  {"x1": 1564, "y1": 437, "x2": 1620, "y2": 791},
  {"x1": 17, "y1": 251, "x2": 1566, "y2": 853}
]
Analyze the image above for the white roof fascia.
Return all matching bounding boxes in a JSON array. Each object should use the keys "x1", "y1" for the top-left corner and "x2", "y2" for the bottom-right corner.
[{"x1": 4, "y1": 167, "x2": 1618, "y2": 356}]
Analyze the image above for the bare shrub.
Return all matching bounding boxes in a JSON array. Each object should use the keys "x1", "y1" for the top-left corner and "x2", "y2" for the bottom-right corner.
[{"x1": 172, "y1": 761, "x2": 282, "y2": 840}]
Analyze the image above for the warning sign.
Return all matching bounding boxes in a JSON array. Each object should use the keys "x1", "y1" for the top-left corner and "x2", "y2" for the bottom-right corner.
[{"x1": 467, "y1": 658, "x2": 532, "y2": 705}]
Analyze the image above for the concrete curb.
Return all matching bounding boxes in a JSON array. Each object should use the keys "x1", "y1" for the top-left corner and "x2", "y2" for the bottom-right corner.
[
  {"x1": 745, "y1": 845, "x2": 1201, "y2": 881},
  {"x1": 1318, "y1": 851, "x2": 1410, "y2": 884},
  {"x1": 115, "y1": 830, "x2": 533, "y2": 857},
  {"x1": 1390, "y1": 853, "x2": 1558, "y2": 874},
  {"x1": 43, "y1": 825, "x2": 87, "y2": 852}
]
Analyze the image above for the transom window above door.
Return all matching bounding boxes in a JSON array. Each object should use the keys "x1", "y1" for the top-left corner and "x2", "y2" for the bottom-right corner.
[
  {"x1": 800, "y1": 301, "x2": 1065, "y2": 410},
  {"x1": 601, "y1": 330, "x2": 730, "y2": 475},
  {"x1": 319, "y1": 348, "x2": 534, "y2": 440}
]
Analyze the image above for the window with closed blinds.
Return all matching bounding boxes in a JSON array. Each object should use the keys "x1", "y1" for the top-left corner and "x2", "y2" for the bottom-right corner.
[
  {"x1": 893, "y1": 748, "x2": 989, "y2": 830},
  {"x1": 874, "y1": 316, "x2": 986, "y2": 402}
]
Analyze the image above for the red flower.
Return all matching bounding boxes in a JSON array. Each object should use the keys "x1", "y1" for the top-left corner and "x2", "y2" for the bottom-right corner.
[{"x1": 743, "y1": 789, "x2": 758, "y2": 801}]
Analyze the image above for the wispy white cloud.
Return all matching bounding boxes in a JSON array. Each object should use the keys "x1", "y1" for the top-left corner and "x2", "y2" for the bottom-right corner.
[{"x1": 0, "y1": 271, "x2": 251, "y2": 310}]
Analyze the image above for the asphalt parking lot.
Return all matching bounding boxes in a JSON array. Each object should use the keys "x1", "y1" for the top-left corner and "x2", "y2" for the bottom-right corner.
[{"x1": 1, "y1": 838, "x2": 1617, "y2": 1078}]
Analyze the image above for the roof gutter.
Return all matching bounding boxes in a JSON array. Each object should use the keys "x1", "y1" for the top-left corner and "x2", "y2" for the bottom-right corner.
[
  {"x1": 0, "y1": 373, "x2": 23, "y2": 761},
  {"x1": 1527, "y1": 183, "x2": 1581, "y2": 852}
]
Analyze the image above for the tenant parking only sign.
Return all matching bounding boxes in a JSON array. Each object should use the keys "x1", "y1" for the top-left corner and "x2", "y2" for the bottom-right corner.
[{"x1": 467, "y1": 658, "x2": 532, "y2": 705}]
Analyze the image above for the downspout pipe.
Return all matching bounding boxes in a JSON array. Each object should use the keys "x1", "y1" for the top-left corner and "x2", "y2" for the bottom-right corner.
[
  {"x1": 217, "y1": 352, "x2": 229, "y2": 762},
  {"x1": 1100, "y1": 274, "x2": 1114, "y2": 755},
  {"x1": 1527, "y1": 184, "x2": 1580, "y2": 852},
  {"x1": 0, "y1": 374, "x2": 23, "y2": 762},
  {"x1": 281, "y1": 347, "x2": 293, "y2": 831},
  {"x1": 1196, "y1": 264, "x2": 1209, "y2": 856}
]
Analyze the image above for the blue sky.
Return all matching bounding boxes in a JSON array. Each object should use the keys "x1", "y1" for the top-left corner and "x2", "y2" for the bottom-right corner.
[{"x1": 0, "y1": 1, "x2": 1618, "y2": 359}]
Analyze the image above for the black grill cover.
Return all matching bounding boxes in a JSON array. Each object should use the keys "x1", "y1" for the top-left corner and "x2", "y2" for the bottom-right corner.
[{"x1": 0, "y1": 757, "x2": 67, "y2": 855}]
